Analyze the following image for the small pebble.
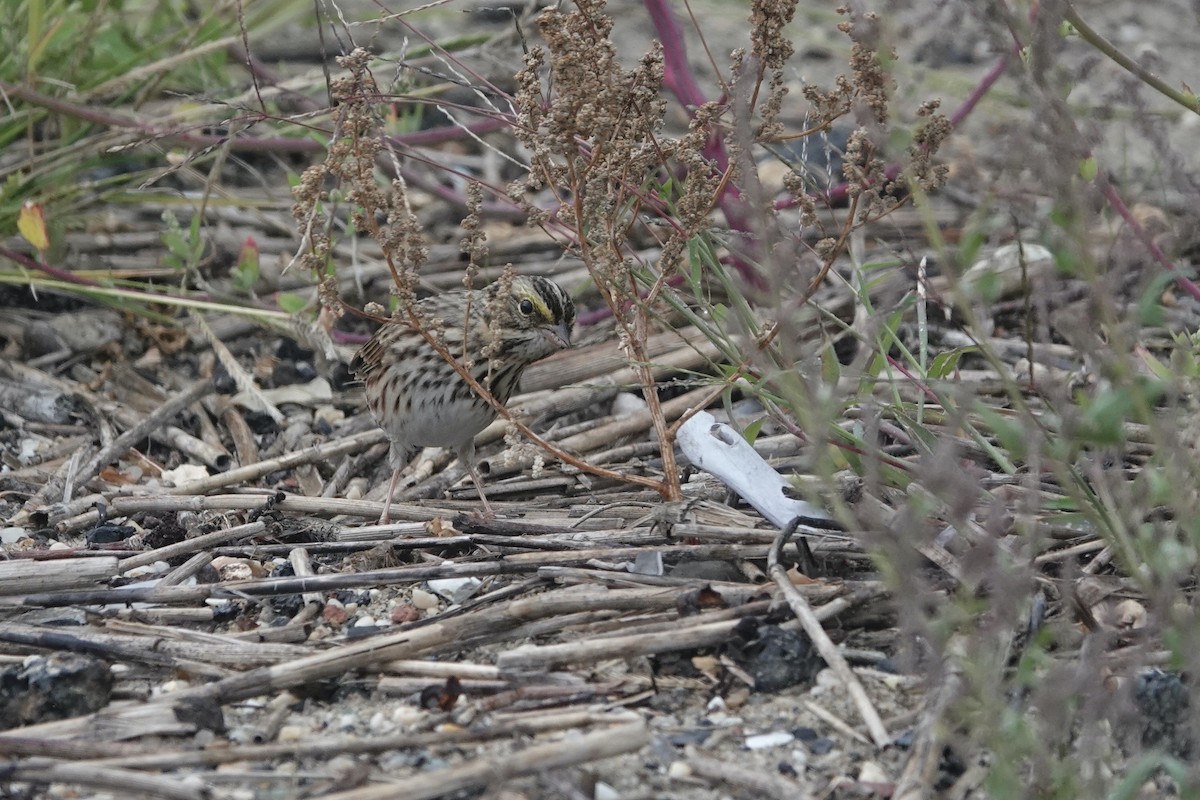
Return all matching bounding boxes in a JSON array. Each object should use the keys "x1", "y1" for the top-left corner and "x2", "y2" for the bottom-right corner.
[
  {"x1": 123, "y1": 562, "x2": 170, "y2": 578},
  {"x1": 278, "y1": 725, "x2": 307, "y2": 743},
  {"x1": 667, "y1": 761, "x2": 693, "y2": 779},
  {"x1": 411, "y1": 588, "x2": 440, "y2": 610},
  {"x1": 745, "y1": 730, "x2": 795, "y2": 750},
  {"x1": 391, "y1": 604, "x2": 420, "y2": 623},
  {"x1": 211, "y1": 557, "x2": 261, "y2": 581},
  {"x1": 611, "y1": 392, "x2": 647, "y2": 416},
  {"x1": 808, "y1": 737, "x2": 836, "y2": 755},
  {"x1": 593, "y1": 782, "x2": 619, "y2": 800},
  {"x1": 17, "y1": 439, "x2": 39, "y2": 464},
  {"x1": 323, "y1": 600, "x2": 348, "y2": 626},
  {"x1": 392, "y1": 705, "x2": 425, "y2": 728},
  {"x1": 814, "y1": 668, "x2": 843, "y2": 690},
  {"x1": 327, "y1": 754, "x2": 358, "y2": 775},
  {"x1": 314, "y1": 405, "x2": 344, "y2": 428},
  {"x1": 858, "y1": 761, "x2": 889, "y2": 783},
  {"x1": 0, "y1": 527, "x2": 28, "y2": 544},
  {"x1": 792, "y1": 726, "x2": 818, "y2": 741}
]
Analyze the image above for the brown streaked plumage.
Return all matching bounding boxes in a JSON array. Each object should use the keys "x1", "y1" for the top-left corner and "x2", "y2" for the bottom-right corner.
[{"x1": 351, "y1": 276, "x2": 575, "y2": 522}]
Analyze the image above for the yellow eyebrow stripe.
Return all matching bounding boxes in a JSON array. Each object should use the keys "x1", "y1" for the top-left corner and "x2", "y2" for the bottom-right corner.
[{"x1": 524, "y1": 291, "x2": 555, "y2": 323}]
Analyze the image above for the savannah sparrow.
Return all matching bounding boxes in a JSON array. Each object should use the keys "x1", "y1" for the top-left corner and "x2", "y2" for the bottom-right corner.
[{"x1": 351, "y1": 275, "x2": 575, "y2": 522}]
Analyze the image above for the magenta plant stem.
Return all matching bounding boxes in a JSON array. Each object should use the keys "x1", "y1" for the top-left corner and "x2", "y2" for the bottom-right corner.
[
  {"x1": 0, "y1": 247, "x2": 101, "y2": 287},
  {"x1": 643, "y1": 0, "x2": 761, "y2": 287},
  {"x1": 1097, "y1": 177, "x2": 1200, "y2": 303}
]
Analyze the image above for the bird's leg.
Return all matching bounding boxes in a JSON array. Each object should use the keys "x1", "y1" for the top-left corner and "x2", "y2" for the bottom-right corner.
[
  {"x1": 457, "y1": 440, "x2": 494, "y2": 517},
  {"x1": 380, "y1": 466, "x2": 401, "y2": 524},
  {"x1": 465, "y1": 460, "x2": 495, "y2": 518},
  {"x1": 379, "y1": 445, "x2": 409, "y2": 525}
]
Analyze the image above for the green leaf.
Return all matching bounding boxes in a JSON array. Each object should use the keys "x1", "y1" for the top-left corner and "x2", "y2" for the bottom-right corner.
[
  {"x1": 1078, "y1": 156, "x2": 1098, "y2": 181},
  {"x1": 742, "y1": 416, "x2": 765, "y2": 445},
  {"x1": 1137, "y1": 271, "x2": 1176, "y2": 327},
  {"x1": 276, "y1": 293, "x2": 308, "y2": 315},
  {"x1": 956, "y1": 228, "x2": 985, "y2": 273},
  {"x1": 928, "y1": 346, "x2": 977, "y2": 379},
  {"x1": 1077, "y1": 381, "x2": 1165, "y2": 445},
  {"x1": 977, "y1": 406, "x2": 1029, "y2": 461}
]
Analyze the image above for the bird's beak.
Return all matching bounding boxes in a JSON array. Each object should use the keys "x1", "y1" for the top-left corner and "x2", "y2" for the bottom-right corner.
[{"x1": 551, "y1": 321, "x2": 572, "y2": 349}]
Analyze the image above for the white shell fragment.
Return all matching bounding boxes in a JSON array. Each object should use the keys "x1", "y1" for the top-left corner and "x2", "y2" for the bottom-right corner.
[
  {"x1": 410, "y1": 588, "x2": 441, "y2": 610},
  {"x1": 677, "y1": 411, "x2": 828, "y2": 528},
  {"x1": 159, "y1": 464, "x2": 209, "y2": 486},
  {"x1": 745, "y1": 730, "x2": 796, "y2": 750}
]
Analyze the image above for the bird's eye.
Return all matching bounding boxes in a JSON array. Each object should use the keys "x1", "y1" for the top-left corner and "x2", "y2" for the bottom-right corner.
[{"x1": 518, "y1": 298, "x2": 535, "y2": 316}]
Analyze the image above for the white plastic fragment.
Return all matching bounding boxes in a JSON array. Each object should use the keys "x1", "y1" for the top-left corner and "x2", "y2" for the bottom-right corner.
[
  {"x1": 628, "y1": 550, "x2": 663, "y2": 576},
  {"x1": 677, "y1": 410, "x2": 828, "y2": 527},
  {"x1": 427, "y1": 576, "x2": 483, "y2": 603}
]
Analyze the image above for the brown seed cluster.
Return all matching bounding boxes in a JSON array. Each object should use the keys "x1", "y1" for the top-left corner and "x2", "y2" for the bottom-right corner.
[
  {"x1": 291, "y1": 47, "x2": 427, "y2": 313},
  {"x1": 750, "y1": 0, "x2": 799, "y2": 72},
  {"x1": 510, "y1": 0, "x2": 667, "y2": 286}
]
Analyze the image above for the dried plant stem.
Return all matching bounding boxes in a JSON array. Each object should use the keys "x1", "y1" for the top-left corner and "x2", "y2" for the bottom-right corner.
[
  {"x1": 0, "y1": 557, "x2": 117, "y2": 594},
  {"x1": 768, "y1": 523, "x2": 891, "y2": 748},
  {"x1": 496, "y1": 616, "x2": 739, "y2": 672},
  {"x1": 1, "y1": 760, "x2": 207, "y2": 800},
  {"x1": 0, "y1": 620, "x2": 303, "y2": 668},
  {"x1": 118, "y1": 520, "x2": 267, "y2": 572},
  {"x1": 686, "y1": 753, "x2": 808, "y2": 799},
  {"x1": 894, "y1": 637, "x2": 967, "y2": 799},
  {"x1": 22, "y1": 712, "x2": 621, "y2": 770},
  {"x1": 167, "y1": 430, "x2": 386, "y2": 495},
  {"x1": 320, "y1": 721, "x2": 649, "y2": 800},
  {"x1": 56, "y1": 491, "x2": 449, "y2": 534}
]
